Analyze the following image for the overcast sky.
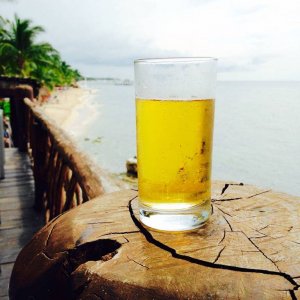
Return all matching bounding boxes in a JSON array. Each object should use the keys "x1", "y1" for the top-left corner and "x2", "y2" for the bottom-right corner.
[{"x1": 1, "y1": 0, "x2": 300, "y2": 80}]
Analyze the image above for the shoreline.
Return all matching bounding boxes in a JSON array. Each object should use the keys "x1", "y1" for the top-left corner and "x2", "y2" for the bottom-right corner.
[
  {"x1": 39, "y1": 86, "x2": 129, "y2": 192},
  {"x1": 39, "y1": 87, "x2": 95, "y2": 128}
]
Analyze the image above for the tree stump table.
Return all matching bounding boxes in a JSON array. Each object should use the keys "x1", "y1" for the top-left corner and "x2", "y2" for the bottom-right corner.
[{"x1": 9, "y1": 181, "x2": 300, "y2": 299}]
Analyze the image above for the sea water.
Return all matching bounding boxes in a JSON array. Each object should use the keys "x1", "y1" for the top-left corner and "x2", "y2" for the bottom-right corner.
[{"x1": 73, "y1": 80, "x2": 300, "y2": 197}]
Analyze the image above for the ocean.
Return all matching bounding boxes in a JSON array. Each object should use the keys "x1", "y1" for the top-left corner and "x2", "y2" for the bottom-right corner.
[{"x1": 72, "y1": 80, "x2": 300, "y2": 197}]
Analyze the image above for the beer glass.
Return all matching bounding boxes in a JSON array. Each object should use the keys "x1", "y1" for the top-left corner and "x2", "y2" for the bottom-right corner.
[{"x1": 134, "y1": 57, "x2": 217, "y2": 231}]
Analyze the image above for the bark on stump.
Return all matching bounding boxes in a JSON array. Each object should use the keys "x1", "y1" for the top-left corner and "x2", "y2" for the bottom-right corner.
[{"x1": 9, "y1": 181, "x2": 300, "y2": 299}]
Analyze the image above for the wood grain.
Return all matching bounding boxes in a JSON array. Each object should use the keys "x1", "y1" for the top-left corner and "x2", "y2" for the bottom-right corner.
[
  {"x1": 24, "y1": 98, "x2": 126, "y2": 222},
  {"x1": 9, "y1": 182, "x2": 300, "y2": 299}
]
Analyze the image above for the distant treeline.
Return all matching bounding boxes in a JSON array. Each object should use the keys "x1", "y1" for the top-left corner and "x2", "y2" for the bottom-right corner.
[
  {"x1": 85, "y1": 77, "x2": 133, "y2": 86},
  {"x1": 0, "y1": 15, "x2": 82, "y2": 89},
  {"x1": 86, "y1": 77, "x2": 117, "y2": 81}
]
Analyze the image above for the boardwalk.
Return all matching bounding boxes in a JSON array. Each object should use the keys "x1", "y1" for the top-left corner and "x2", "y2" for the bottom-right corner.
[{"x1": 0, "y1": 149, "x2": 43, "y2": 299}]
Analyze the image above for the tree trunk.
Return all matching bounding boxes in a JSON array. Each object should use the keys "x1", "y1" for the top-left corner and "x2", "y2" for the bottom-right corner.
[{"x1": 9, "y1": 181, "x2": 300, "y2": 299}]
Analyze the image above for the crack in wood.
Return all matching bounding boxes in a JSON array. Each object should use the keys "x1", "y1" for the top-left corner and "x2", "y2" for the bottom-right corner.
[
  {"x1": 215, "y1": 206, "x2": 233, "y2": 217},
  {"x1": 97, "y1": 231, "x2": 140, "y2": 239},
  {"x1": 275, "y1": 288, "x2": 299, "y2": 299},
  {"x1": 253, "y1": 229, "x2": 268, "y2": 237},
  {"x1": 41, "y1": 249, "x2": 69, "y2": 261},
  {"x1": 259, "y1": 225, "x2": 270, "y2": 231},
  {"x1": 289, "y1": 290, "x2": 297, "y2": 300},
  {"x1": 126, "y1": 255, "x2": 149, "y2": 270},
  {"x1": 45, "y1": 222, "x2": 58, "y2": 248},
  {"x1": 181, "y1": 245, "x2": 224, "y2": 255},
  {"x1": 249, "y1": 235, "x2": 267, "y2": 239},
  {"x1": 213, "y1": 246, "x2": 226, "y2": 264},
  {"x1": 122, "y1": 236, "x2": 130, "y2": 244},
  {"x1": 242, "y1": 231, "x2": 281, "y2": 272},
  {"x1": 212, "y1": 197, "x2": 242, "y2": 202},
  {"x1": 241, "y1": 250, "x2": 260, "y2": 253},
  {"x1": 247, "y1": 190, "x2": 271, "y2": 199},
  {"x1": 218, "y1": 230, "x2": 226, "y2": 245},
  {"x1": 294, "y1": 286, "x2": 300, "y2": 291},
  {"x1": 291, "y1": 241, "x2": 300, "y2": 245},
  {"x1": 264, "y1": 235, "x2": 289, "y2": 241},
  {"x1": 244, "y1": 232, "x2": 282, "y2": 273},
  {"x1": 86, "y1": 221, "x2": 114, "y2": 225},
  {"x1": 41, "y1": 251, "x2": 56, "y2": 260},
  {"x1": 128, "y1": 199, "x2": 299, "y2": 292},
  {"x1": 221, "y1": 184, "x2": 230, "y2": 195},
  {"x1": 221, "y1": 183, "x2": 244, "y2": 195},
  {"x1": 213, "y1": 189, "x2": 271, "y2": 203},
  {"x1": 222, "y1": 216, "x2": 233, "y2": 231}
]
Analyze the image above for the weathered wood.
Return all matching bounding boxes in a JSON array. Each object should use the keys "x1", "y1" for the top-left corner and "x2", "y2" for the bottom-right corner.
[
  {"x1": 9, "y1": 181, "x2": 300, "y2": 299},
  {"x1": 1, "y1": 88, "x2": 152, "y2": 299},
  {"x1": 24, "y1": 98, "x2": 107, "y2": 221},
  {"x1": 9, "y1": 85, "x2": 33, "y2": 151},
  {"x1": 0, "y1": 149, "x2": 43, "y2": 298},
  {"x1": 30, "y1": 117, "x2": 49, "y2": 211},
  {"x1": 0, "y1": 76, "x2": 40, "y2": 97},
  {"x1": 26, "y1": 98, "x2": 104, "y2": 197}
]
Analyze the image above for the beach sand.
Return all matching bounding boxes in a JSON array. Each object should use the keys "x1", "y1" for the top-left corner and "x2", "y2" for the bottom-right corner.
[
  {"x1": 39, "y1": 87, "x2": 128, "y2": 193},
  {"x1": 40, "y1": 87, "x2": 93, "y2": 127}
]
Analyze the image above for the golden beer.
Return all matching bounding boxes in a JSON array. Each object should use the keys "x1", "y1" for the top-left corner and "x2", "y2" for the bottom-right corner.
[
  {"x1": 134, "y1": 57, "x2": 217, "y2": 231},
  {"x1": 136, "y1": 98, "x2": 214, "y2": 211}
]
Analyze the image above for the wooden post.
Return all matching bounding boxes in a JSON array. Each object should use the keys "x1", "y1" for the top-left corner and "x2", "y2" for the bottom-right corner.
[
  {"x1": 9, "y1": 182, "x2": 300, "y2": 299},
  {"x1": 10, "y1": 85, "x2": 33, "y2": 152},
  {"x1": 24, "y1": 98, "x2": 109, "y2": 219},
  {"x1": 31, "y1": 118, "x2": 49, "y2": 211}
]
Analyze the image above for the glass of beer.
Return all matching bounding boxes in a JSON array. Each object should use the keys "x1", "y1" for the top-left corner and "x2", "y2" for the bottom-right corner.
[{"x1": 134, "y1": 57, "x2": 217, "y2": 231}]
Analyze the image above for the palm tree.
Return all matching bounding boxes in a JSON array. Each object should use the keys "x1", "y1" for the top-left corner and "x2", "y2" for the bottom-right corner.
[
  {"x1": 0, "y1": 15, "x2": 57, "y2": 77},
  {"x1": 0, "y1": 16, "x2": 9, "y2": 74},
  {"x1": 30, "y1": 54, "x2": 71, "y2": 89},
  {"x1": 0, "y1": 15, "x2": 82, "y2": 89}
]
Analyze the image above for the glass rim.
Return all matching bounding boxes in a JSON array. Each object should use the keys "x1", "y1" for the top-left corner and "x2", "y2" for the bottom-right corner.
[{"x1": 134, "y1": 57, "x2": 218, "y2": 64}]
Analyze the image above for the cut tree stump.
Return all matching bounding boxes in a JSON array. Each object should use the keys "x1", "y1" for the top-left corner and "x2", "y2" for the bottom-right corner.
[{"x1": 9, "y1": 181, "x2": 300, "y2": 299}]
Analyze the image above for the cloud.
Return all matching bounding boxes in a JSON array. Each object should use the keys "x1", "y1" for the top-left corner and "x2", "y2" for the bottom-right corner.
[
  {"x1": 1, "y1": 0, "x2": 300, "y2": 80},
  {"x1": 219, "y1": 54, "x2": 275, "y2": 73},
  {"x1": 64, "y1": 34, "x2": 183, "y2": 66},
  {"x1": 218, "y1": 63, "x2": 250, "y2": 73},
  {"x1": 250, "y1": 56, "x2": 271, "y2": 66}
]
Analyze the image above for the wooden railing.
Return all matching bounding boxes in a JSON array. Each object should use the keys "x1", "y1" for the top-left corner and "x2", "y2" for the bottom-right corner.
[
  {"x1": 2, "y1": 84, "x2": 126, "y2": 223},
  {"x1": 24, "y1": 98, "x2": 105, "y2": 222}
]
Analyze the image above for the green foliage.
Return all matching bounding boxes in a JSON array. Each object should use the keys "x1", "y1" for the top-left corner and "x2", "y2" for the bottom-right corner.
[
  {"x1": 0, "y1": 15, "x2": 82, "y2": 89},
  {"x1": 0, "y1": 98, "x2": 11, "y2": 118}
]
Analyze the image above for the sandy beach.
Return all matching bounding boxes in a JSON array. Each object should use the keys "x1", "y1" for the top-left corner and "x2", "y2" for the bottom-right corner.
[
  {"x1": 39, "y1": 86, "x2": 128, "y2": 192},
  {"x1": 39, "y1": 87, "x2": 97, "y2": 131}
]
